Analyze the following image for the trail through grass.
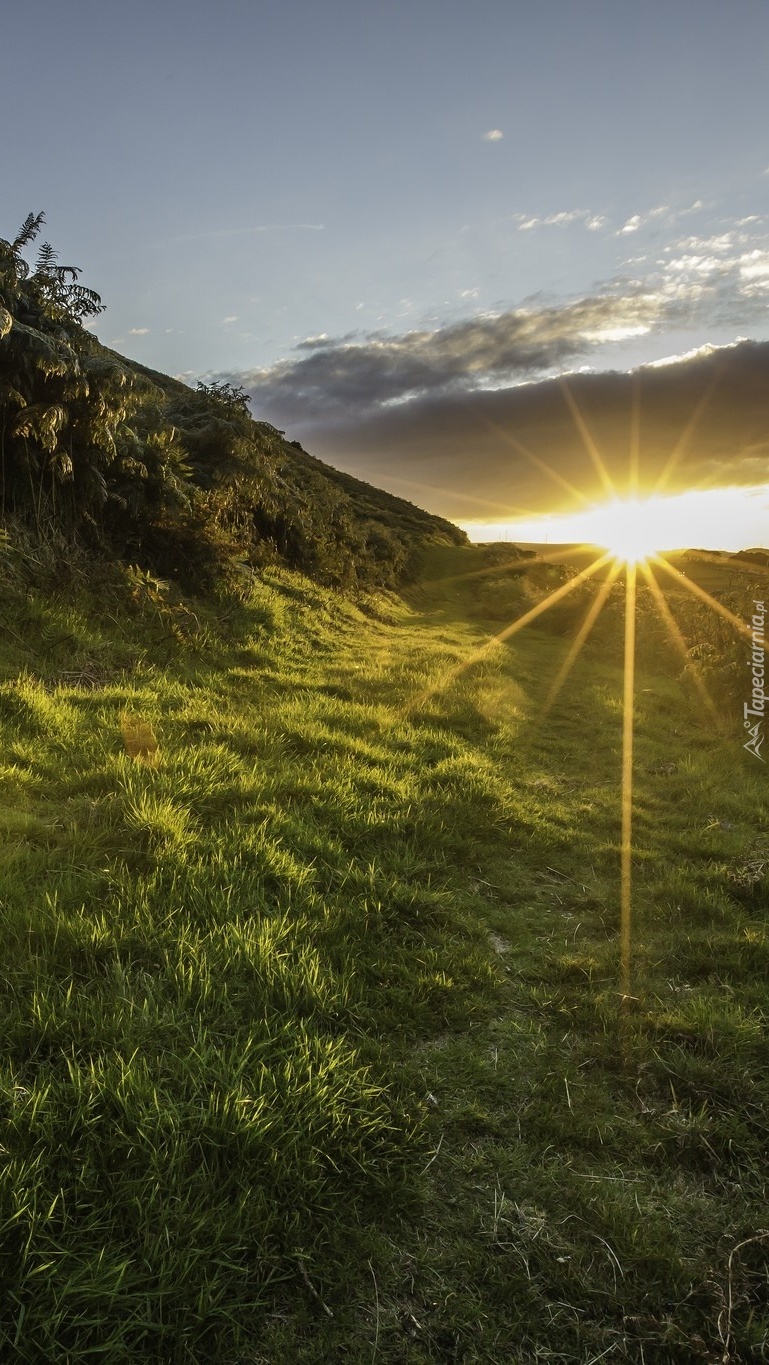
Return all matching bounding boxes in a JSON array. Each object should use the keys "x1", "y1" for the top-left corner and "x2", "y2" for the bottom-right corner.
[{"x1": 0, "y1": 547, "x2": 767, "y2": 1362}]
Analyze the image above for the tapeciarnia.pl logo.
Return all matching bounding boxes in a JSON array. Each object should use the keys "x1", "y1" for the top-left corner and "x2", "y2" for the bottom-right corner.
[{"x1": 744, "y1": 599, "x2": 766, "y2": 762}]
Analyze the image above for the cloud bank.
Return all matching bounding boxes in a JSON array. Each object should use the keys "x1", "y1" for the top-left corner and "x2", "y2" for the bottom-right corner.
[
  {"x1": 210, "y1": 216, "x2": 769, "y2": 521},
  {"x1": 296, "y1": 341, "x2": 769, "y2": 521}
]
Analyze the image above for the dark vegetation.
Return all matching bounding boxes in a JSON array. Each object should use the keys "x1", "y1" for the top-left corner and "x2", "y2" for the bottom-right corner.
[{"x1": 0, "y1": 214, "x2": 464, "y2": 594}]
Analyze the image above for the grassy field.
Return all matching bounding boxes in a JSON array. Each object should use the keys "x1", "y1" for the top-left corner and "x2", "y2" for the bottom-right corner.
[{"x1": 0, "y1": 540, "x2": 767, "y2": 1362}]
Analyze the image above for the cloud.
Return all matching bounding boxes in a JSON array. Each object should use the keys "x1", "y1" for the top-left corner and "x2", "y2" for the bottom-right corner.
[
  {"x1": 520, "y1": 200, "x2": 704, "y2": 242},
  {"x1": 515, "y1": 209, "x2": 603, "y2": 232},
  {"x1": 481, "y1": 129, "x2": 503, "y2": 141},
  {"x1": 230, "y1": 293, "x2": 667, "y2": 425},
  {"x1": 619, "y1": 215, "x2": 642, "y2": 235},
  {"x1": 206, "y1": 211, "x2": 769, "y2": 522},
  {"x1": 217, "y1": 215, "x2": 769, "y2": 436},
  {"x1": 128, "y1": 327, "x2": 150, "y2": 335},
  {"x1": 284, "y1": 341, "x2": 769, "y2": 521},
  {"x1": 617, "y1": 205, "x2": 676, "y2": 236},
  {"x1": 222, "y1": 316, "x2": 239, "y2": 324}
]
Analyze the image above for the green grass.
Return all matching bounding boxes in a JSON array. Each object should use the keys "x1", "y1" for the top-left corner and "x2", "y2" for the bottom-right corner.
[{"x1": 0, "y1": 546, "x2": 766, "y2": 1361}]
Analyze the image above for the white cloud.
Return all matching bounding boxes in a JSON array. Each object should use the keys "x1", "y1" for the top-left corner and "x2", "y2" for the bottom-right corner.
[
  {"x1": 616, "y1": 204, "x2": 688, "y2": 237},
  {"x1": 645, "y1": 341, "x2": 732, "y2": 368},
  {"x1": 482, "y1": 129, "x2": 503, "y2": 141},
  {"x1": 128, "y1": 327, "x2": 150, "y2": 335},
  {"x1": 739, "y1": 249, "x2": 769, "y2": 293},
  {"x1": 581, "y1": 323, "x2": 651, "y2": 343},
  {"x1": 222, "y1": 316, "x2": 238, "y2": 324},
  {"x1": 515, "y1": 208, "x2": 600, "y2": 232}
]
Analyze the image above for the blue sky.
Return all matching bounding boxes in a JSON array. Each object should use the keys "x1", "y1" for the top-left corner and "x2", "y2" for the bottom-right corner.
[{"x1": 4, "y1": 0, "x2": 769, "y2": 542}]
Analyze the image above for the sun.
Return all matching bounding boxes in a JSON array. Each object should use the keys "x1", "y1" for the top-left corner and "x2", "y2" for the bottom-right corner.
[{"x1": 583, "y1": 497, "x2": 665, "y2": 564}]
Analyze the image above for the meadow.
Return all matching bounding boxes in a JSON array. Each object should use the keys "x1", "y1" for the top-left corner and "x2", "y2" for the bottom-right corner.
[{"x1": 0, "y1": 536, "x2": 767, "y2": 1363}]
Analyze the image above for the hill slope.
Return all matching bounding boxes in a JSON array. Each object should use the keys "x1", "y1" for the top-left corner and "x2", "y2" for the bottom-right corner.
[
  {"x1": 0, "y1": 216, "x2": 465, "y2": 594},
  {"x1": 0, "y1": 538, "x2": 766, "y2": 1360}
]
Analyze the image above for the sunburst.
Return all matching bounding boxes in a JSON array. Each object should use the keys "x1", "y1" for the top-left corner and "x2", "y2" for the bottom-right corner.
[{"x1": 407, "y1": 388, "x2": 757, "y2": 1002}]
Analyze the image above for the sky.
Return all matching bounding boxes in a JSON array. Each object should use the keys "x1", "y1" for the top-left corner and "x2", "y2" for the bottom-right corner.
[{"x1": 4, "y1": 0, "x2": 769, "y2": 548}]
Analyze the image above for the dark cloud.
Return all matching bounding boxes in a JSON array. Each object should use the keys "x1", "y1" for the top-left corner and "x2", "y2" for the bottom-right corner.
[
  {"x1": 232, "y1": 293, "x2": 664, "y2": 424},
  {"x1": 263, "y1": 341, "x2": 769, "y2": 522}
]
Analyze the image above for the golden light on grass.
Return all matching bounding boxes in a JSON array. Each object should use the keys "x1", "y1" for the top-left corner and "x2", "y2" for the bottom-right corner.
[
  {"x1": 620, "y1": 561, "x2": 637, "y2": 1000},
  {"x1": 120, "y1": 712, "x2": 160, "y2": 764},
  {"x1": 540, "y1": 562, "x2": 623, "y2": 720},
  {"x1": 639, "y1": 560, "x2": 721, "y2": 721},
  {"x1": 404, "y1": 549, "x2": 614, "y2": 716},
  {"x1": 426, "y1": 368, "x2": 769, "y2": 1010}
]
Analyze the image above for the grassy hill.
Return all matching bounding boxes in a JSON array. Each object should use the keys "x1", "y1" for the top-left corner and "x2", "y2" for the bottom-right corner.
[
  {"x1": 0, "y1": 531, "x2": 767, "y2": 1361},
  {"x1": 0, "y1": 215, "x2": 464, "y2": 599}
]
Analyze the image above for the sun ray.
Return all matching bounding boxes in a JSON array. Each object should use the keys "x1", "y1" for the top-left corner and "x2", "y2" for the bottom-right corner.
[
  {"x1": 639, "y1": 561, "x2": 721, "y2": 721},
  {"x1": 466, "y1": 403, "x2": 592, "y2": 505},
  {"x1": 377, "y1": 472, "x2": 544, "y2": 518},
  {"x1": 628, "y1": 370, "x2": 640, "y2": 499},
  {"x1": 652, "y1": 554, "x2": 753, "y2": 640},
  {"x1": 420, "y1": 542, "x2": 615, "y2": 596},
  {"x1": 620, "y1": 562, "x2": 637, "y2": 1000},
  {"x1": 649, "y1": 363, "x2": 727, "y2": 499},
  {"x1": 558, "y1": 378, "x2": 616, "y2": 497},
  {"x1": 403, "y1": 550, "x2": 614, "y2": 716},
  {"x1": 539, "y1": 563, "x2": 623, "y2": 721}
]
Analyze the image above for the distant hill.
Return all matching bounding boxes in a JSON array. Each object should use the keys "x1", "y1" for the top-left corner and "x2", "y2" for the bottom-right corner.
[{"x1": 731, "y1": 548, "x2": 769, "y2": 568}]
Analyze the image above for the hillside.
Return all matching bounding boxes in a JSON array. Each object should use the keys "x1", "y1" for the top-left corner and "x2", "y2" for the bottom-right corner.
[
  {"x1": 0, "y1": 215, "x2": 465, "y2": 596},
  {"x1": 0, "y1": 532, "x2": 766, "y2": 1360}
]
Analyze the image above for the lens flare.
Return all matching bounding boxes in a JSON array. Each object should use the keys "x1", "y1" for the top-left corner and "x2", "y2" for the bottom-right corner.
[{"x1": 586, "y1": 497, "x2": 665, "y2": 565}]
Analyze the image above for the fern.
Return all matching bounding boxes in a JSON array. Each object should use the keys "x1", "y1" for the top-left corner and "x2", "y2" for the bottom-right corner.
[
  {"x1": 34, "y1": 241, "x2": 58, "y2": 273},
  {"x1": 12, "y1": 211, "x2": 45, "y2": 254}
]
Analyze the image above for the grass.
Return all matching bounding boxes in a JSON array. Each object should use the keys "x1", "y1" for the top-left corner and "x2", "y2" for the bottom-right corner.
[{"x1": 0, "y1": 544, "x2": 767, "y2": 1361}]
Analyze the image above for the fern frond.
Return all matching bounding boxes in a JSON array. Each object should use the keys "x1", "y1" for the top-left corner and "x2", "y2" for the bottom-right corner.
[
  {"x1": 35, "y1": 241, "x2": 58, "y2": 272},
  {"x1": 50, "y1": 451, "x2": 74, "y2": 481},
  {"x1": 13, "y1": 212, "x2": 45, "y2": 253},
  {"x1": 11, "y1": 403, "x2": 68, "y2": 451},
  {"x1": 8, "y1": 321, "x2": 72, "y2": 378},
  {"x1": 67, "y1": 283, "x2": 104, "y2": 320}
]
